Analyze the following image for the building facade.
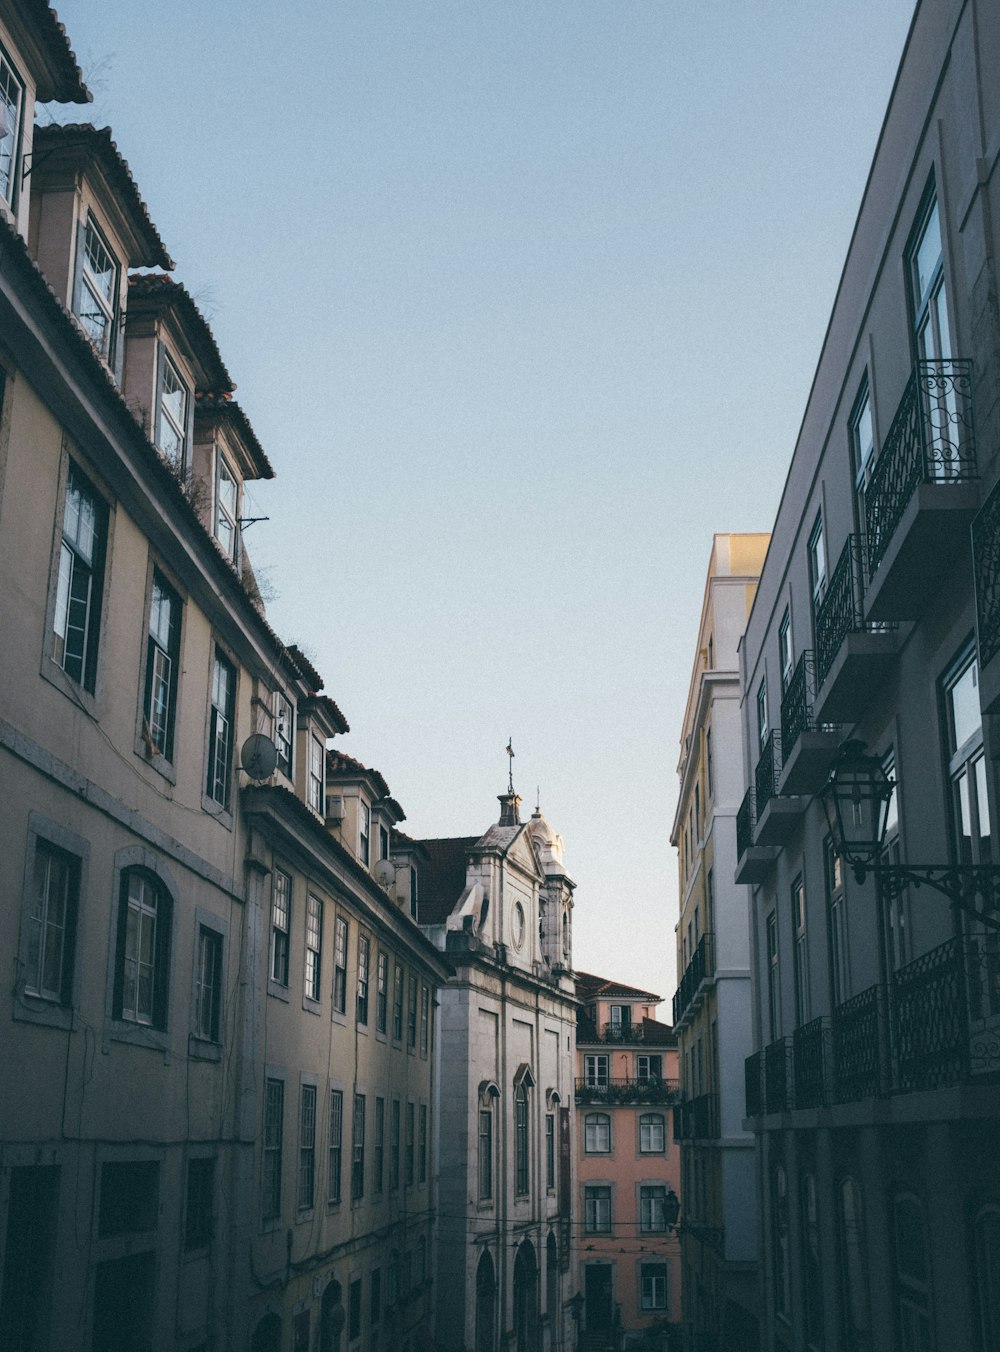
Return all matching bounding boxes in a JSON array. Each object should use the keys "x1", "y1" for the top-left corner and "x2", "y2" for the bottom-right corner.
[
  {"x1": 734, "y1": 2, "x2": 1000, "y2": 1349},
  {"x1": 416, "y1": 790, "x2": 578, "y2": 1352},
  {"x1": 574, "y1": 975, "x2": 681, "y2": 1350},
  {"x1": 670, "y1": 534, "x2": 767, "y2": 1352}
]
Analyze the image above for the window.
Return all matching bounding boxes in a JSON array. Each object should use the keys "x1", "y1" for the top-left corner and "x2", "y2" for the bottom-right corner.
[
  {"x1": 76, "y1": 216, "x2": 119, "y2": 361},
  {"x1": 851, "y1": 380, "x2": 876, "y2": 538},
  {"x1": 637, "y1": 1055, "x2": 662, "y2": 1082},
  {"x1": 640, "y1": 1264, "x2": 667, "y2": 1311},
  {"x1": 274, "y1": 693, "x2": 294, "y2": 777},
  {"x1": 640, "y1": 1185, "x2": 667, "y2": 1232},
  {"x1": 359, "y1": 801, "x2": 370, "y2": 865},
  {"x1": 893, "y1": 1192, "x2": 933, "y2": 1350},
  {"x1": 333, "y1": 914, "x2": 348, "y2": 1014},
  {"x1": 115, "y1": 869, "x2": 171, "y2": 1028},
  {"x1": 376, "y1": 950, "x2": 388, "y2": 1033},
  {"x1": 478, "y1": 1106, "x2": 493, "y2": 1200},
  {"x1": 194, "y1": 926, "x2": 222, "y2": 1041},
  {"x1": 546, "y1": 1114, "x2": 555, "y2": 1189},
  {"x1": 349, "y1": 1279, "x2": 361, "y2": 1342},
  {"x1": 772, "y1": 1164, "x2": 790, "y2": 1318},
  {"x1": 328, "y1": 1089, "x2": 343, "y2": 1204},
  {"x1": 379, "y1": 824, "x2": 390, "y2": 859},
  {"x1": 390, "y1": 1099, "x2": 401, "y2": 1190},
  {"x1": 779, "y1": 608, "x2": 792, "y2": 690},
  {"x1": 584, "y1": 1054, "x2": 608, "y2": 1088},
  {"x1": 791, "y1": 876, "x2": 809, "y2": 1027},
  {"x1": 308, "y1": 734, "x2": 325, "y2": 815},
  {"x1": 215, "y1": 458, "x2": 239, "y2": 561},
  {"x1": 585, "y1": 1185, "x2": 611, "y2": 1233},
  {"x1": 808, "y1": 511, "x2": 827, "y2": 607},
  {"x1": 143, "y1": 571, "x2": 181, "y2": 760},
  {"x1": 420, "y1": 982, "x2": 429, "y2": 1055},
  {"x1": 0, "y1": 48, "x2": 24, "y2": 207},
  {"x1": 826, "y1": 839, "x2": 848, "y2": 1006},
  {"x1": 53, "y1": 463, "x2": 106, "y2": 690},
  {"x1": 156, "y1": 348, "x2": 189, "y2": 472},
  {"x1": 356, "y1": 933, "x2": 370, "y2": 1025},
  {"x1": 909, "y1": 192, "x2": 951, "y2": 363},
  {"x1": 262, "y1": 1078, "x2": 284, "y2": 1219},
  {"x1": 706, "y1": 725, "x2": 713, "y2": 797},
  {"x1": 206, "y1": 649, "x2": 236, "y2": 809},
  {"x1": 801, "y1": 1173, "x2": 823, "y2": 1347},
  {"x1": 944, "y1": 649, "x2": 991, "y2": 866},
  {"x1": 25, "y1": 840, "x2": 77, "y2": 1004},
  {"x1": 405, "y1": 1101, "x2": 415, "y2": 1186},
  {"x1": 407, "y1": 973, "x2": 417, "y2": 1049},
  {"x1": 99, "y1": 1161, "x2": 159, "y2": 1236},
  {"x1": 374, "y1": 1096, "x2": 385, "y2": 1194},
  {"x1": 418, "y1": 1104, "x2": 427, "y2": 1185},
  {"x1": 270, "y1": 869, "x2": 291, "y2": 987},
  {"x1": 585, "y1": 1112, "x2": 610, "y2": 1153},
  {"x1": 184, "y1": 1158, "x2": 214, "y2": 1250},
  {"x1": 756, "y1": 677, "x2": 768, "y2": 751},
  {"x1": 298, "y1": 1084, "x2": 316, "y2": 1210},
  {"x1": 767, "y1": 911, "x2": 781, "y2": 1042},
  {"x1": 392, "y1": 962, "x2": 404, "y2": 1040},
  {"x1": 639, "y1": 1113, "x2": 665, "y2": 1153},
  {"x1": 305, "y1": 895, "x2": 323, "y2": 1003},
  {"x1": 837, "y1": 1177, "x2": 871, "y2": 1352},
  {"x1": 371, "y1": 1268, "x2": 381, "y2": 1326},
  {"x1": 351, "y1": 1094, "x2": 366, "y2": 1202},
  {"x1": 515, "y1": 1081, "x2": 529, "y2": 1196},
  {"x1": 410, "y1": 865, "x2": 419, "y2": 919}
]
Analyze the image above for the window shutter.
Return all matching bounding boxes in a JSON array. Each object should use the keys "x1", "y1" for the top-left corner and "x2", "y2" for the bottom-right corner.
[{"x1": 71, "y1": 220, "x2": 87, "y2": 321}]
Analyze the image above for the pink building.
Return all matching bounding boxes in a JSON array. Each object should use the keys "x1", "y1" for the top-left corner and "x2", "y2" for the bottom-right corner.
[{"x1": 574, "y1": 975, "x2": 682, "y2": 1351}]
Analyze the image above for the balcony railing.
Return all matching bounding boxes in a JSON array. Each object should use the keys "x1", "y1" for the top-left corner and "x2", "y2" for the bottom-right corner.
[
  {"x1": 754, "y1": 730, "x2": 782, "y2": 820},
  {"x1": 673, "y1": 932, "x2": 715, "y2": 1026},
  {"x1": 745, "y1": 1051, "x2": 763, "y2": 1117},
  {"x1": 866, "y1": 358, "x2": 977, "y2": 575},
  {"x1": 673, "y1": 1093, "x2": 720, "y2": 1141},
  {"x1": 832, "y1": 983, "x2": 884, "y2": 1102},
  {"x1": 894, "y1": 937, "x2": 969, "y2": 1091},
  {"x1": 575, "y1": 1076, "x2": 679, "y2": 1105},
  {"x1": 601, "y1": 1022, "x2": 644, "y2": 1043},
  {"x1": 973, "y1": 477, "x2": 1000, "y2": 668},
  {"x1": 815, "y1": 536, "x2": 869, "y2": 689},
  {"x1": 780, "y1": 651, "x2": 816, "y2": 754},
  {"x1": 736, "y1": 788, "x2": 755, "y2": 858},
  {"x1": 792, "y1": 1016, "x2": 829, "y2": 1109},
  {"x1": 763, "y1": 1038, "x2": 792, "y2": 1113}
]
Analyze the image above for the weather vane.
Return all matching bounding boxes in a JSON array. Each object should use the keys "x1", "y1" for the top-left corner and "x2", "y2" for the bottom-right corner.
[{"x1": 505, "y1": 738, "x2": 515, "y2": 794}]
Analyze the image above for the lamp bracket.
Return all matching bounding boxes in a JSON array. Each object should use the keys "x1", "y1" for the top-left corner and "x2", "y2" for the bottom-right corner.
[{"x1": 861, "y1": 862, "x2": 1000, "y2": 933}]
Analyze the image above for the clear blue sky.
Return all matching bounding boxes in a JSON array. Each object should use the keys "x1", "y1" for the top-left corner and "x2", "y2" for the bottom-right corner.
[{"x1": 54, "y1": 0, "x2": 916, "y2": 1001}]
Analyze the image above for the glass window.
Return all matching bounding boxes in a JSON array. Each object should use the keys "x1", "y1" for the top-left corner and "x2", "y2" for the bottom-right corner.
[
  {"x1": 909, "y1": 194, "x2": 951, "y2": 362},
  {"x1": 194, "y1": 926, "x2": 222, "y2": 1041},
  {"x1": 792, "y1": 876, "x2": 809, "y2": 1027},
  {"x1": 52, "y1": 464, "x2": 106, "y2": 692},
  {"x1": 117, "y1": 870, "x2": 171, "y2": 1028},
  {"x1": 298, "y1": 1084, "x2": 316, "y2": 1210},
  {"x1": 767, "y1": 911, "x2": 781, "y2": 1042},
  {"x1": 215, "y1": 458, "x2": 239, "y2": 561},
  {"x1": 585, "y1": 1185, "x2": 611, "y2": 1233},
  {"x1": 773, "y1": 1164, "x2": 790, "y2": 1317},
  {"x1": 418, "y1": 1104, "x2": 427, "y2": 1185},
  {"x1": 308, "y1": 734, "x2": 325, "y2": 815},
  {"x1": 373, "y1": 1096, "x2": 384, "y2": 1194},
  {"x1": 637, "y1": 1054, "x2": 662, "y2": 1082},
  {"x1": 392, "y1": 962, "x2": 404, "y2": 1040},
  {"x1": 274, "y1": 693, "x2": 294, "y2": 777},
  {"x1": 639, "y1": 1113, "x2": 665, "y2": 1153},
  {"x1": 826, "y1": 838, "x2": 849, "y2": 1005},
  {"x1": 405, "y1": 1101, "x2": 415, "y2": 1186},
  {"x1": 26, "y1": 841, "x2": 77, "y2": 1004},
  {"x1": 77, "y1": 217, "x2": 118, "y2": 360},
  {"x1": 0, "y1": 49, "x2": 24, "y2": 206},
  {"x1": 390, "y1": 1099, "x2": 400, "y2": 1190},
  {"x1": 262, "y1": 1078, "x2": 283, "y2": 1219},
  {"x1": 270, "y1": 869, "x2": 290, "y2": 987},
  {"x1": 851, "y1": 381, "x2": 876, "y2": 537},
  {"x1": 809, "y1": 512, "x2": 827, "y2": 607},
  {"x1": 478, "y1": 1106, "x2": 493, "y2": 1200},
  {"x1": 838, "y1": 1177, "x2": 871, "y2": 1351},
  {"x1": 407, "y1": 974, "x2": 417, "y2": 1048},
  {"x1": 779, "y1": 609, "x2": 793, "y2": 691},
  {"x1": 944, "y1": 649, "x2": 991, "y2": 868},
  {"x1": 640, "y1": 1185, "x2": 667, "y2": 1232},
  {"x1": 420, "y1": 983, "x2": 429, "y2": 1055},
  {"x1": 328, "y1": 1089, "x2": 343, "y2": 1204},
  {"x1": 143, "y1": 571, "x2": 181, "y2": 759},
  {"x1": 585, "y1": 1112, "x2": 611, "y2": 1153},
  {"x1": 156, "y1": 349, "x2": 189, "y2": 472},
  {"x1": 706, "y1": 725, "x2": 713, "y2": 797},
  {"x1": 206, "y1": 649, "x2": 236, "y2": 808},
  {"x1": 376, "y1": 950, "x2": 388, "y2": 1033},
  {"x1": 351, "y1": 1094, "x2": 366, "y2": 1202},
  {"x1": 332, "y1": 914, "x2": 347, "y2": 1013},
  {"x1": 305, "y1": 895, "x2": 322, "y2": 1002},
  {"x1": 545, "y1": 1114, "x2": 555, "y2": 1188},
  {"x1": 356, "y1": 932, "x2": 370, "y2": 1025},
  {"x1": 359, "y1": 802, "x2": 370, "y2": 865},
  {"x1": 584, "y1": 1054, "x2": 608, "y2": 1088},
  {"x1": 757, "y1": 677, "x2": 768, "y2": 750},
  {"x1": 641, "y1": 1264, "x2": 667, "y2": 1311},
  {"x1": 515, "y1": 1082, "x2": 529, "y2": 1196}
]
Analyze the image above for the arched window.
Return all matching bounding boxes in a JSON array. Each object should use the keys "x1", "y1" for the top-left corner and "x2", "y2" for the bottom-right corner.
[
  {"x1": 514, "y1": 1240, "x2": 538, "y2": 1352},
  {"x1": 515, "y1": 1081, "x2": 529, "y2": 1195},
  {"x1": 974, "y1": 1203, "x2": 1000, "y2": 1351},
  {"x1": 475, "y1": 1249, "x2": 496, "y2": 1352},
  {"x1": 319, "y1": 1279, "x2": 343, "y2": 1352},
  {"x1": 837, "y1": 1176, "x2": 870, "y2": 1351},
  {"x1": 800, "y1": 1173, "x2": 823, "y2": 1347},
  {"x1": 639, "y1": 1113, "x2": 665, "y2": 1153},
  {"x1": 113, "y1": 868, "x2": 172, "y2": 1029},
  {"x1": 892, "y1": 1191, "x2": 933, "y2": 1350},
  {"x1": 584, "y1": 1112, "x2": 610, "y2": 1154},
  {"x1": 478, "y1": 1082, "x2": 499, "y2": 1201}
]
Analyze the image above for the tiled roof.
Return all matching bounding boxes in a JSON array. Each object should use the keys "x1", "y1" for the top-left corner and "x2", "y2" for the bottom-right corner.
[
  {"x1": 473, "y1": 823, "x2": 526, "y2": 852},
  {"x1": 285, "y1": 644, "x2": 323, "y2": 691},
  {"x1": 326, "y1": 750, "x2": 391, "y2": 799},
  {"x1": 302, "y1": 694, "x2": 349, "y2": 736},
  {"x1": 575, "y1": 970, "x2": 663, "y2": 1003},
  {"x1": 640, "y1": 1016, "x2": 677, "y2": 1047},
  {"x1": 127, "y1": 273, "x2": 233, "y2": 391},
  {"x1": 18, "y1": 3, "x2": 90, "y2": 102},
  {"x1": 413, "y1": 837, "x2": 479, "y2": 925},
  {"x1": 194, "y1": 392, "x2": 274, "y2": 480},
  {"x1": 32, "y1": 124, "x2": 173, "y2": 269}
]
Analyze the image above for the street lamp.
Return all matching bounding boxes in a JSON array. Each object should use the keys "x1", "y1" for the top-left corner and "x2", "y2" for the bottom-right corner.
[{"x1": 820, "y1": 739, "x2": 1000, "y2": 931}]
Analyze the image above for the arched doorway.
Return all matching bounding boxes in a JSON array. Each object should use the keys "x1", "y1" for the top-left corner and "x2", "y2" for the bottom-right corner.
[
  {"x1": 475, "y1": 1249, "x2": 496, "y2": 1352},
  {"x1": 250, "y1": 1313, "x2": 281, "y2": 1352},
  {"x1": 513, "y1": 1240, "x2": 538, "y2": 1352},
  {"x1": 319, "y1": 1279, "x2": 344, "y2": 1352}
]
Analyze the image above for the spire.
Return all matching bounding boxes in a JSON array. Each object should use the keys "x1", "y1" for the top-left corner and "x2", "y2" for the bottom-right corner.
[{"x1": 499, "y1": 737, "x2": 521, "y2": 825}]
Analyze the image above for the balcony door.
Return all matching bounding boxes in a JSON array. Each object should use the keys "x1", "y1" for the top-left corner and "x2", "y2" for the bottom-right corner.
[
  {"x1": 585, "y1": 1264, "x2": 613, "y2": 1332},
  {"x1": 910, "y1": 195, "x2": 951, "y2": 364}
]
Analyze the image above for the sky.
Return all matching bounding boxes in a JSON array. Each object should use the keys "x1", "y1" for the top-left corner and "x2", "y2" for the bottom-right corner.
[{"x1": 53, "y1": 0, "x2": 917, "y2": 1002}]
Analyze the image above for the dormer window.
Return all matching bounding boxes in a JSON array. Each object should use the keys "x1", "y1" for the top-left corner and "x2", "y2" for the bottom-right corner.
[
  {"x1": 76, "y1": 217, "x2": 119, "y2": 360},
  {"x1": 0, "y1": 50, "x2": 24, "y2": 209},
  {"x1": 215, "y1": 458, "x2": 239, "y2": 561},
  {"x1": 359, "y1": 802, "x2": 370, "y2": 866},
  {"x1": 308, "y1": 734, "x2": 325, "y2": 815},
  {"x1": 156, "y1": 349, "x2": 188, "y2": 472},
  {"x1": 274, "y1": 693, "x2": 293, "y2": 778}
]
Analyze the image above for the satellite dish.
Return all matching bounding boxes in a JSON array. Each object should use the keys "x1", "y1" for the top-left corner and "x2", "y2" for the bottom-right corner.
[
  {"x1": 373, "y1": 858, "x2": 396, "y2": 890},
  {"x1": 241, "y1": 733, "x2": 277, "y2": 781}
]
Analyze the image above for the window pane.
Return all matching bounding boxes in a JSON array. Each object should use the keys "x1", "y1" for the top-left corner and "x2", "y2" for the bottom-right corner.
[{"x1": 949, "y1": 658, "x2": 981, "y2": 753}]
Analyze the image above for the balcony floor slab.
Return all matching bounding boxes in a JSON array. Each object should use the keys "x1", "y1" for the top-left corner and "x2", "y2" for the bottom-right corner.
[
  {"x1": 814, "y1": 631, "x2": 898, "y2": 724},
  {"x1": 866, "y1": 480, "x2": 980, "y2": 621},
  {"x1": 754, "y1": 795, "x2": 806, "y2": 846},
  {"x1": 778, "y1": 729, "x2": 841, "y2": 796},
  {"x1": 735, "y1": 847, "x2": 778, "y2": 885}
]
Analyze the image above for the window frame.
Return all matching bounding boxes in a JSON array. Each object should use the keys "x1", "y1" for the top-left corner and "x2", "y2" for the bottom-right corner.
[
  {"x1": 328, "y1": 1087, "x2": 343, "y2": 1206},
  {"x1": 75, "y1": 213, "x2": 120, "y2": 364},
  {"x1": 114, "y1": 868, "x2": 172, "y2": 1032},
  {"x1": 640, "y1": 1263, "x2": 667, "y2": 1312},
  {"x1": 15, "y1": 814, "x2": 87, "y2": 1030},
  {"x1": 262, "y1": 1076, "x2": 284, "y2": 1222},
  {"x1": 640, "y1": 1184, "x2": 668, "y2": 1233},
  {"x1": 193, "y1": 923, "x2": 223, "y2": 1045},
  {"x1": 0, "y1": 43, "x2": 24, "y2": 210},
  {"x1": 204, "y1": 645, "x2": 237, "y2": 813},
  {"x1": 155, "y1": 345, "x2": 190, "y2": 475},
  {"x1": 514, "y1": 1080, "x2": 530, "y2": 1197},
  {"x1": 298, "y1": 1082, "x2": 317, "y2": 1212},
  {"x1": 274, "y1": 691, "x2": 294, "y2": 779},
  {"x1": 49, "y1": 460, "x2": 108, "y2": 697},
  {"x1": 214, "y1": 454, "x2": 240, "y2": 562},
  {"x1": 308, "y1": 732, "x2": 325, "y2": 816},
  {"x1": 304, "y1": 894, "x2": 323, "y2": 1006},
  {"x1": 585, "y1": 1185, "x2": 612, "y2": 1234},
  {"x1": 351, "y1": 1093, "x2": 366, "y2": 1203},
  {"x1": 478, "y1": 1103, "x2": 494, "y2": 1201},
  {"x1": 639, "y1": 1112, "x2": 665, "y2": 1154},
  {"x1": 808, "y1": 510, "x2": 827, "y2": 610},
  {"x1": 584, "y1": 1112, "x2": 611, "y2": 1154},
  {"x1": 778, "y1": 608, "x2": 793, "y2": 692},
  {"x1": 140, "y1": 567, "x2": 182, "y2": 769},
  {"x1": 376, "y1": 949, "x2": 388, "y2": 1034},
  {"x1": 356, "y1": 931, "x2": 370, "y2": 1026},
  {"x1": 333, "y1": 913, "x2": 348, "y2": 1015},
  {"x1": 269, "y1": 868, "x2": 291, "y2": 991}
]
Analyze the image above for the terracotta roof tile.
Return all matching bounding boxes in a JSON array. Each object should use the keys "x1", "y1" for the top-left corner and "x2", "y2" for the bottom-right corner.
[
  {"x1": 127, "y1": 273, "x2": 233, "y2": 391},
  {"x1": 17, "y1": 3, "x2": 90, "y2": 102},
  {"x1": 194, "y1": 392, "x2": 274, "y2": 480},
  {"x1": 285, "y1": 644, "x2": 323, "y2": 691},
  {"x1": 326, "y1": 750, "x2": 390, "y2": 799},
  {"x1": 574, "y1": 970, "x2": 663, "y2": 1003},
  {"x1": 413, "y1": 837, "x2": 479, "y2": 925}
]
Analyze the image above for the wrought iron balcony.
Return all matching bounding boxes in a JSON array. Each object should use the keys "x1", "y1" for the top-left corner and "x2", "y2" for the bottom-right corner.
[
  {"x1": 754, "y1": 731, "x2": 780, "y2": 819},
  {"x1": 601, "y1": 1021, "x2": 644, "y2": 1043},
  {"x1": 813, "y1": 536, "x2": 897, "y2": 723},
  {"x1": 832, "y1": 983, "x2": 885, "y2": 1103},
  {"x1": 763, "y1": 1038, "x2": 792, "y2": 1114},
  {"x1": 736, "y1": 788, "x2": 754, "y2": 858},
  {"x1": 752, "y1": 731, "x2": 805, "y2": 844},
  {"x1": 866, "y1": 358, "x2": 977, "y2": 574},
  {"x1": 672, "y1": 932, "x2": 715, "y2": 1027},
  {"x1": 745, "y1": 1050, "x2": 763, "y2": 1117},
  {"x1": 575, "y1": 1076, "x2": 679, "y2": 1106},
  {"x1": 673, "y1": 1092, "x2": 720, "y2": 1141},
  {"x1": 973, "y1": 478, "x2": 1000, "y2": 713},
  {"x1": 734, "y1": 787, "x2": 778, "y2": 884},
  {"x1": 792, "y1": 1016, "x2": 830, "y2": 1109},
  {"x1": 894, "y1": 937, "x2": 970, "y2": 1092},
  {"x1": 778, "y1": 651, "x2": 841, "y2": 794}
]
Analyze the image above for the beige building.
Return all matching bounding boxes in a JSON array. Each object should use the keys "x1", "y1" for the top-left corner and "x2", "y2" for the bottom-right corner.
[
  {"x1": 670, "y1": 534, "x2": 767, "y2": 1352},
  {"x1": 0, "y1": 7, "x2": 448, "y2": 1351}
]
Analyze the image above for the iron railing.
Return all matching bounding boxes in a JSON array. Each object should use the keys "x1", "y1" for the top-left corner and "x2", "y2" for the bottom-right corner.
[
  {"x1": 673, "y1": 933, "x2": 716, "y2": 1025},
  {"x1": 764, "y1": 1038, "x2": 792, "y2": 1114},
  {"x1": 745, "y1": 1051, "x2": 763, "y2": 1117},
  {"x1": 973, "y1": 477, "x2": 1000, "y2": 667},
  {"x1": 673, "y1": 1093, "x2": 720, "y2": 1141},
  {"x1": 866, "y1": 358, "x2": 977, "y2": 574},
  {"x1": 754, "y1": 730, "x2": 782, "y2": 819},
  {"x1": 894, "y1": 937, "x2": 969, "y2": 1091},
  {"x1": 832, "y1": 984, "x2": 883, "y2": 1103},
  {"x1": 736, "y1": 788, "x2": 755, "y2": 858},
  {"x1": 792, "y1": 1016, "x2": 829, "y2": 1109},
  {"x1": 780, "y1": 650, "x2": 817, "y2": 755},
  {"x1": 575, "y1": 1076, "x2": 679, "y2": 1105},
  {"x1": 601, "y1": 1022, "x2": 645, "y2": 1043},
  {"x1": 814, "y1": 536, "x2": 868, "y2": 688}
]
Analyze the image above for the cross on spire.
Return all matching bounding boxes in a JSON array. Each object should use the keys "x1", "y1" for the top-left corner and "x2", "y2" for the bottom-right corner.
[{"x1": 505, "y1": 738, "x2": 515, "y2": 794}]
